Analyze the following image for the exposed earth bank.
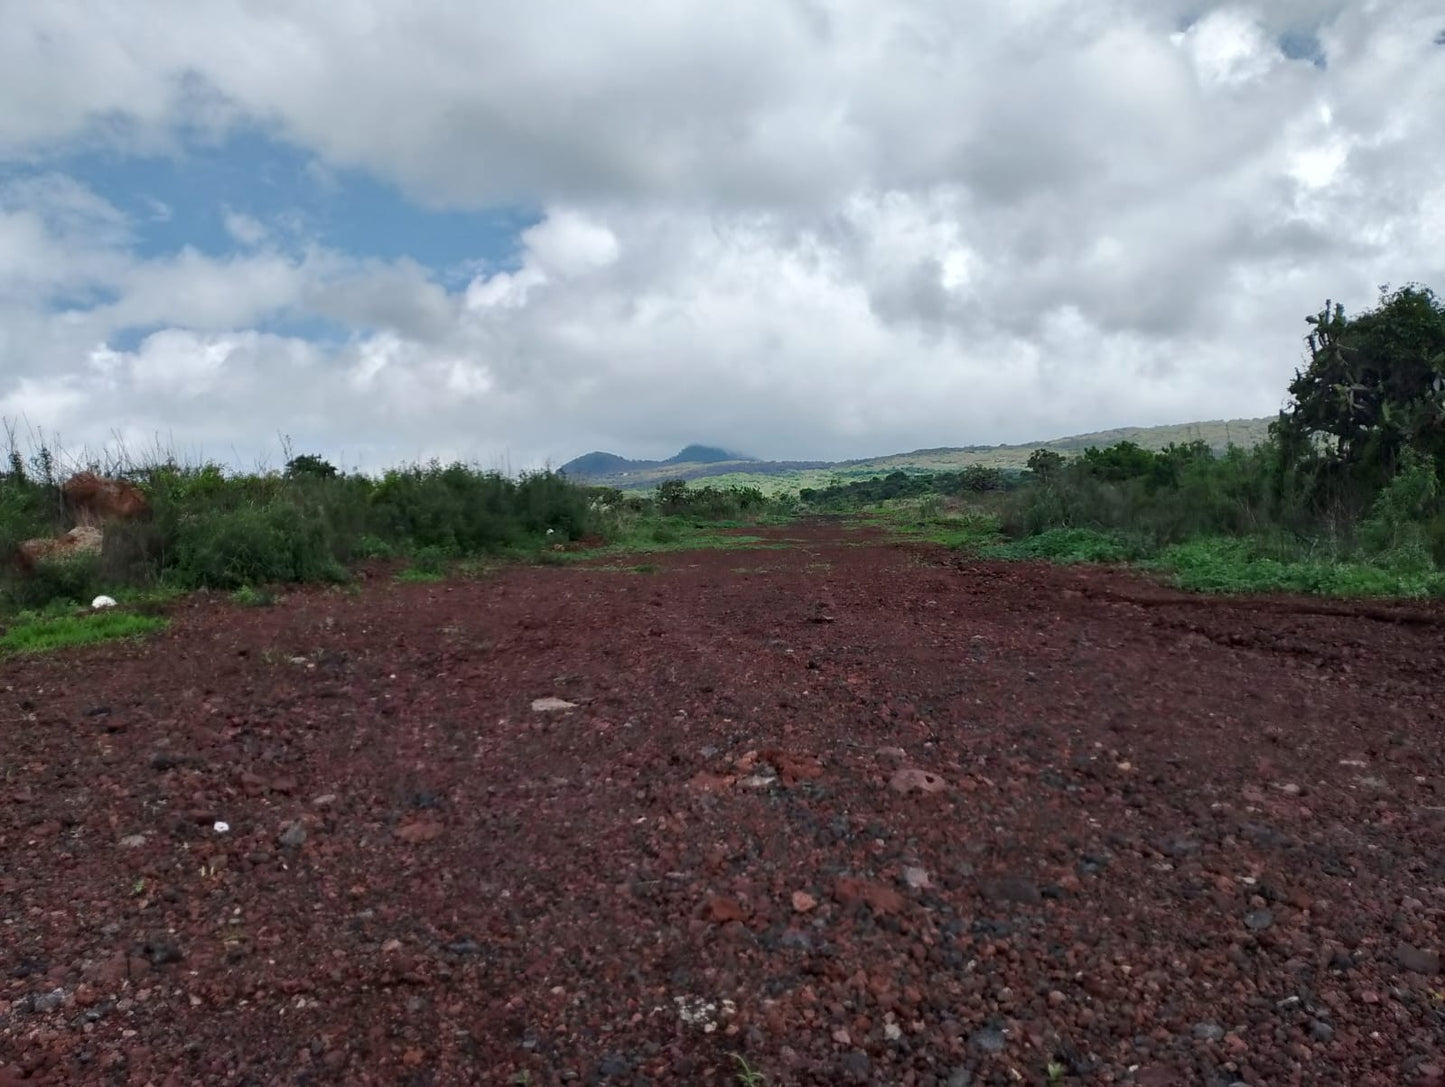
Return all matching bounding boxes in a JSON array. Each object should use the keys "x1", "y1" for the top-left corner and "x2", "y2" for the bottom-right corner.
[{"x1": 2, "y1": 521, "x2": 1443, "y2": 1086}]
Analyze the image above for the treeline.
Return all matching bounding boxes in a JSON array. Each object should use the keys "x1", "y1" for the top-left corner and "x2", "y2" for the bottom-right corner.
[
  {"x1": 1003, "y1": 284, "x2": 1445, "y2": 574},
  {"x1": 0, "y1": 453, "x2": 616, "y2": 610},
  {"x1": 800, "y1": 465, "x2": 1013, "y2": 506}
]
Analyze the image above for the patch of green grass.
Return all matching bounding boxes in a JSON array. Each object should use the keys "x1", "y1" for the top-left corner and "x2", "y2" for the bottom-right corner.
[
  {"x1": 978, "y1": 527, "x2": 1141, "y2": 564},
  {"x1": 1147, "y1": 536, "x2": 1445, "y2": 598},
  {"x1": 0, "y1": 611, "x2": 169, "y2": 655},
  {"x1": 394, "y1": 566, "x2": 447, "y2": 583},
  {"x1": 631, "y1": 563, "x2": 659, "y2": 574},
  {"x1": 230, "y1": 585, "x2": 276, "y2": 606},
  {"x1": 861, "y1": 502, "x2": 1004, "y2": 549},
  {"x1": 562, "y1": 516, "x2": 781, "y2": 557},
  {"x1": 729, "y1": 1053, "x2": 769, "y2": 1086}
]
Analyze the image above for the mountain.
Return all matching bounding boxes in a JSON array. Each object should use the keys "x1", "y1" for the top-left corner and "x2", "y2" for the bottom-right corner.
[
  {"x1": 559, "y1": 417, "x2": 1274, "y2": 492},
  {"x1": 663, "y1": 444, "x2": 750, "y2": 465},
  {"x1": 560, "y1": 445, "x2": 761, "y2": 480}
]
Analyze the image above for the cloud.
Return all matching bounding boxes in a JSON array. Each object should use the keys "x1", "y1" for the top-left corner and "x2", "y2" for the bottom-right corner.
[{"x1": 0, "y1": 0, "x2": 1441, "y2": 471}]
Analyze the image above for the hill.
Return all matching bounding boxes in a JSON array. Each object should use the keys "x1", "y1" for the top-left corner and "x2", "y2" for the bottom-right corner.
[{"x1": 559, "y1": 417, "x2": 1274, "y2": 493}]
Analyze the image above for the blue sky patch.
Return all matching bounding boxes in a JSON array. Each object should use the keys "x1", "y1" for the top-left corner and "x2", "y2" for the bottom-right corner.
[{"x1": 27, "y1": 128, "x2": 538, "y2": 277}]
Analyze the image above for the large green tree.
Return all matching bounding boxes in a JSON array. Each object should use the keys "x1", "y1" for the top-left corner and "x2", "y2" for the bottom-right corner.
[{"x1": 1276, "y1": 284, "x2": 1445, "y2": 487}]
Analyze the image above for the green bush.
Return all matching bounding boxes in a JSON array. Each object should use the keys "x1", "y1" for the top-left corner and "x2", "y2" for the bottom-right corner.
[{"x1": 168, "y1": 502, "x2": 346, "y2": 589}]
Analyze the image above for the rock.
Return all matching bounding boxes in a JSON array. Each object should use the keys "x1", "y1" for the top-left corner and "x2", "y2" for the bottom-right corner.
[
  {"x1": 832, "y1": 1028, "x2": 851, "y2": 1045},
  {"x1": 1244, "y1": 909, "x2": 1274, "y2": 932},
  {"x1": 759, "y1": 748, "x2": 823, "y2": 784},
  {"x1": 594, "y1": 1053, "x2": 631, "y2": 1078},
  {"x1": 33, "y1": 987, "x2": 66, "y2": 1013},
  {"x1": 791, "y1": 891, "x2": 817, "y2": 913},
  {"x1": 980, "y1": 877, "x2": 1043, "y2": 905},
  {"x1": 118, "y1": 834, "x2": 147, "y2": 849},
  {"x1": 278, "y1": 822, "x2": 307, "y2": 849},
  {"x1": 1395, "y1": 942, "x2": 1441, "y2": 974},
  {"x1": 91, "y1": 595, "x2": 117, "y2": 609},
  {"x1": 140, "y1": 935, "x2": 183, "y2": 966},
  {"x1": 530, "y1": 697, "x2": 577, "y2": 712},
  {"x1": 946, "y1": 1068, "x2": 973, "y2": 1087},
  {"x1": 969, "y1": 1027, "x2": 1006, "y2": 1054},
  {"x1": 687, "y1": 771, "x2": 736, "y2": 792},
  {"x1": 901, "y1": 866, "x2": 931, "y2": 889},
  {"x1": 1136, "y1": 1066, "x2": 1185, "y2": 1087},
  {"x1": 149, "y1": 752, "x2": 183, "y2": 771},
  {"x1": 834, "y1": 877, "x2": 905, "y2": 915},
  {"x1": 394, "y1": 820, "x2": 444, "y2": 844},
  {"x1": 62, "y1": 471, "x2": 151, "y2": 525},
  {"x1": 841, "y1": 1050, "x2": 870, "y2": 1079},
  {"x1": 705, "y1": 896, "x2": 747, "y2": 924},
  {"x1": 876, "y1": 746, "x2": 907, "y2": 760},
  {"x1": 889, "y1": 768, "x2": 947, "y2": 795},
  {"x1": 1309, "y1": 1019, "x2": 1335, "y2": 1042},
  {"x1": 1193, "y1": 1022, "x2": 1226, "y2": 1042},
  {"x1": 15, "y1": 525, "x2": 104, "y2": 570},
  {"x1": 778, "y1": 929, "x2": 814, "y2": 951}
]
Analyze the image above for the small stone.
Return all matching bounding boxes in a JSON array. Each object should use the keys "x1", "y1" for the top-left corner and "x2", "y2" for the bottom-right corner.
[
  {"x1": 1193, "y1": 1022, "x2": 1225, "y2": 1042},
  {"x1": 876, "y1": 746, "x2": 907, "y2": 760},
  {"x1": 791, "y1": 891, "x2": 817, "y2": 913},
  {"x1": 1309, "y1": 1019, "x2": 1335, "y2": 1042},
  {"x1": 980, "y1": 877, "x2": 1042, "y2": 905},
  {"x1": 312, "y1": 794, "x2": 338, "y2": 807},
  {"x1": 595, "y1": 1053, "x2": 631, "y2": 1078},
  {"x1": 901, "y1": 866, "x2": 931, "y2": 889},
  {"x1": 883, "y1": 1022, "x2": 902, "y2": 1041},
  {"x1": 394, "y1": 820, "x2": 443, "y2": 844},
  {"x1": 946, "y1": 1069, "x2": 973, "y2": 1087},
  {"x1": 889, "y1": 768, "x2": 947, "y2": 795},
  {"x1": 33, "y1": 988, "x2": 66, "y2": 1013},
  {"x1": 833, "y1": 1028, "x2": 852, "y2": 1045},
  {"x1": 970, "y1": 1027, "x2": 1006, "y2": 1054},
  {"x1": 834, "y1": 877, "x2": 905, "y2": 915},
  {"x1": 530, "y1": 697, "x2": 577, "y2": 713},
  {"x1": 1244, "y1": 909, "x2": 1274, "y2": 932},
  {"x1": 118, "y1": 834, "x2": 147, "y2": 849},
  {"x1": 1395, "y1": 942, "x2": 1441, "y2": 975},
  {"x1": 278, "y1": 822, "x2": 307, "y2": 849},
  {"x1": 706, "y1": 897, "x2": 747, "y2": 924}
]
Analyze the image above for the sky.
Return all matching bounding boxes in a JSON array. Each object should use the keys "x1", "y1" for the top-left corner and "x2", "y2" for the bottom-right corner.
[{"x1": 1, "y1": 1, "x2": 1443, "y2": 474}]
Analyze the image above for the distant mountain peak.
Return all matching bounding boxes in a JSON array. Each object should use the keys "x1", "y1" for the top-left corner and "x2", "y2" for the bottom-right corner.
[
  {"x1": 663, "y1": 444, "x2": 754, "y2": 465},
  {"x1": 559, "y1": 443, "x2": 755, "y2": 480}
]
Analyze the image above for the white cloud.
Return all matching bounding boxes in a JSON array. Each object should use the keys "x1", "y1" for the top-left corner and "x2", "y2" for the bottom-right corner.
[
  {"x1": 0, "y1": 0, "x2": 1441, "y2": 470},
  {"x1": 223, "y1": 210, "x2": 268, "y2": 247}
]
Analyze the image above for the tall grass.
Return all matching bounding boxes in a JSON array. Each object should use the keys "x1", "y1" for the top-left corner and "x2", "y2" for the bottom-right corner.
[
  {"x1": 0, "y1": 436, "x2": 613, "y2": 611},
  {"x1": 0, "y1": 437, "x2": 803, "y2": 614},
  {"x1": 986, "y1": 438, "x2": 1445, "y2": 597}
]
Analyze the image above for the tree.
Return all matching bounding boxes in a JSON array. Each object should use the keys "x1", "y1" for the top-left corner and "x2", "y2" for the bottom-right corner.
[
  {"x1": 285, "y1": 454, "x2": 339, "y2": 480},
  {"x1": 1026, "y1": 449, "x2": 1065, "y2": 478},
  {"x1": 1275, "y1": 284, "x2": 1445, "y2": 489}
]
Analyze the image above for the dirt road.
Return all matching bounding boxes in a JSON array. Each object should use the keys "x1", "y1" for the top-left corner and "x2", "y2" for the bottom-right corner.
[{"x1": 3, "y1": 521, "x2": 1443, "y2": 1085}]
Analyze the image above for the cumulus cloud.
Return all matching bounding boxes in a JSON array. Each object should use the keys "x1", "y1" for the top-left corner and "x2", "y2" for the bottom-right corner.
[{"x1": 0, "y1": 0, "x2": 1442, "y2": 470}]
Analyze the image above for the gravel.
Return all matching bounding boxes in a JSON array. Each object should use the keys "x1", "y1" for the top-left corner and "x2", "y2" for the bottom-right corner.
[{"x1": 3, "y1": 520, "x2": 1443, "y2": 1084}]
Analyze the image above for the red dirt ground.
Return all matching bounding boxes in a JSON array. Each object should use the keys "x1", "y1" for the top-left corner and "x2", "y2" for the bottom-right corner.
[{"x1": 2, "y1": 520, "x2": 1444, "y2": 1086}]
